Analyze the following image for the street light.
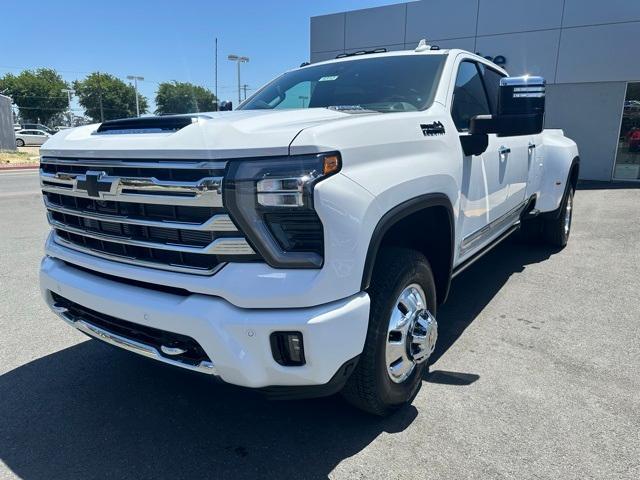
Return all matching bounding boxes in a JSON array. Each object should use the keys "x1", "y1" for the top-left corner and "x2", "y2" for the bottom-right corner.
[
  {"x1": 61, "y1": 88, "x2": 75, "y2": 126},
  {"x1": 227, "y1": 54, "x2": 249, "y2": 106},
  {"x1": 126, "y1": 75, "x2": 144, "y2": 117}
]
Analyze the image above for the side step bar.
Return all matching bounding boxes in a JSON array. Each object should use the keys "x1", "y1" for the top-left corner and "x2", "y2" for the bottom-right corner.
[{"x1": 452, "y1": 224, "x2": 519, "y2": 279}]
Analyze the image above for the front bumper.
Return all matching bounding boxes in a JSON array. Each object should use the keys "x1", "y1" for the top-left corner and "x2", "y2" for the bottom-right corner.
[{"x1": 40, "y1": 257, "x2": 370, "y2": 388}]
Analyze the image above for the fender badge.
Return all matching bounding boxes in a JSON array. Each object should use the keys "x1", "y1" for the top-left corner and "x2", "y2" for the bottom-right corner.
[{"x1": 421, "y1": 121, "x2": 445, "y2": 136}]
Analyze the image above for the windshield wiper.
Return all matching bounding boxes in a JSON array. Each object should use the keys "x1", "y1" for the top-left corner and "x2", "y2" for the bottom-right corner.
[{"x1": 326, "y1": 105, "x2": 378, "y2": 114}]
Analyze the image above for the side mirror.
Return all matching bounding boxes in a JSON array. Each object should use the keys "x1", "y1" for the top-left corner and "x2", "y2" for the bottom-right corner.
[
  {"x1": 218, "y1": 101, "x2": 233, "y2": 111},
  {"x1": 470, "y1": 75, "x2": 546, "y2": 137}
]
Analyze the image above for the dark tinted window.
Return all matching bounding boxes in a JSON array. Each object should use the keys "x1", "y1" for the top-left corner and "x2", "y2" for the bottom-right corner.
[
  {"x1": 479, "y1": 64, "x2": 505, "y2": 114},
  {"x1": 452, "y1": 61, "x2": 490, "y2": 131},
  {"x1": 240, "y1": 55, "x2": 447, "y2": 113}
]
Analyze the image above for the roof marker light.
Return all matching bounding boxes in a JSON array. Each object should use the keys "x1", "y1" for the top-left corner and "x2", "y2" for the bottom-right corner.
[{"x1": 415, "y1": 39, "x2": 431, "y2": 52}]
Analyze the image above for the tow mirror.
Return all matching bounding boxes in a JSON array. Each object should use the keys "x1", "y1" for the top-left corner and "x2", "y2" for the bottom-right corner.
[{"x1": 470, "y1": 75, "x2": 545, "y2": 137}]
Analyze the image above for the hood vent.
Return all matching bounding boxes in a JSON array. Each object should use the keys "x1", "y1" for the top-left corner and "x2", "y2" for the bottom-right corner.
[{"x1": 95, "y1": 115, "x2": 210, "y2": 135}]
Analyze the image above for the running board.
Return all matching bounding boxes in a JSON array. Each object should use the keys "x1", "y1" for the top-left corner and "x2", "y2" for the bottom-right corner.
[{"x1": 452, "y1": 224, "x2": 519, "y2": 278}]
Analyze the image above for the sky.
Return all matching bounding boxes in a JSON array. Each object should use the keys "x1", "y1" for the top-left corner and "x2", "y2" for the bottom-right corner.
[{"x1": 1, "y1": 0, "x2": 401, "y2": 116}]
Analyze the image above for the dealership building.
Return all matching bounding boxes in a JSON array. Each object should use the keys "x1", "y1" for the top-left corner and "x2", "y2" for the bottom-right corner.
[{"x1": 310, "y1": 0, "x2": 640, "y2": 182}]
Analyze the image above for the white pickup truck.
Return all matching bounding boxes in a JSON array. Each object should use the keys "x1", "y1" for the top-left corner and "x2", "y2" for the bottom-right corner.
[{"x1": 39, "y1": 43, "x2": 579, "y2": 415}]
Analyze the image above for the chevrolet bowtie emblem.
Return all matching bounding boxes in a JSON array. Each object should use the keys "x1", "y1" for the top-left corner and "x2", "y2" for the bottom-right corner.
[{"x1": 76, "y1": 171, "x2": 114, "y2": 198}]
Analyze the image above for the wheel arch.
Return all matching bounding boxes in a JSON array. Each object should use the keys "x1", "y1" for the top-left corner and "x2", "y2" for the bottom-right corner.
[{"x1": 361, "y1": 193, "x2": 455, "y2": 305}]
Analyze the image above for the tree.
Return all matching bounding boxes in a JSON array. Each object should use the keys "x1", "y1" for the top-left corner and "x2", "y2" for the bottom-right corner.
[
  {"x1": 0, "y1": 68, "x2": 69, "y2": 124},
  {"x1": 73, "y1": 72, "x2": 148, "y2": 122},
  {"x1": 155, "y1": 81, "x2": 217, "y2": 115}
]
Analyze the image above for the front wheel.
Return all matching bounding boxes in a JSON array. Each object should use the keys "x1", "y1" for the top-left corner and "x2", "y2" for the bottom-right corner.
[
  {"x1": 341, "y1": 248, "x2": 438, "y2": 416},
  {"x1": 16, "y1": 139, "x2": 24, "y2": 147}
]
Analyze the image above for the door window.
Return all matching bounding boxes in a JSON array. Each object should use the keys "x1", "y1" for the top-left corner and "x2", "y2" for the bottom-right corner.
[
  {"x1": 451, "y1": 61, "x2": 491, "y2": 131},
  {"x1": 614, "y1": 82, "x2": 640, "y2": 180},
  {"x1": 479, "y1": 65, "x2": 505, "y2": 115}
]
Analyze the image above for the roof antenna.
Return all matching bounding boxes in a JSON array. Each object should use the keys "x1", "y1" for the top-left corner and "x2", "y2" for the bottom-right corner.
[{"x1": 415, "y1": 39, "x2": 431, "y2": 52}]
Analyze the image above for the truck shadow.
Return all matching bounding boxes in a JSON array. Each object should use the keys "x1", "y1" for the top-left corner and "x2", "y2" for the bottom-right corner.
[
  {"x1": 0, "y1": 239, "x2": 556, "y2": 480},
  {"x1": 431, "y1": 237, "x2": 556, "y2": 366}
]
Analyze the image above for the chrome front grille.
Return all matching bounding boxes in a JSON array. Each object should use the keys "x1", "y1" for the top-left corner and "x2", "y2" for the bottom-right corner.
[{"x1": 41, "y1": 157, "x2": 258, "y2": 274}]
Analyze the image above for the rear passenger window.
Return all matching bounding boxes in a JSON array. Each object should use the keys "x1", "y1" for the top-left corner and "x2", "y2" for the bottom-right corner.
[{"x1": 451, "y1": 61, "x2": 491, "y2": 131}]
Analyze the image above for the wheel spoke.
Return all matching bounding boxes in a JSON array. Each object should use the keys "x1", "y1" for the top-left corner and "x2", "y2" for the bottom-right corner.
[
  {"x1": 389, "y1": 358, "x2": 412, "y2": 380},
  {"x1": 388, "y1": 307, "x2": 408, "y2": 333},
  {"x1": 385, "y1": 341, "x2": 406, "y2": 367}
]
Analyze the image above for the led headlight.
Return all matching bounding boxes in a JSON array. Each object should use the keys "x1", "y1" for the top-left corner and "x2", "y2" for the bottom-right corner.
[{"x1": 224, "y1": 153, "x2": 341, "y2": 268}]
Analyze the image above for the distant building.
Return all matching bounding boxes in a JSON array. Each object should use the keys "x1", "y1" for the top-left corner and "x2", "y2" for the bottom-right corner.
[
  {"x1": 310, "y1": 0, "x2": 640, "y2": 182},
  {"x1": 0, "y1": 94, "x2": 16, "y2": 150}
]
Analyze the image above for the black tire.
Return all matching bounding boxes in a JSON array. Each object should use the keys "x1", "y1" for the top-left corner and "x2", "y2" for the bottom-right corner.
[
  {"x1": 16, "y1": 139, "x2": 24, "y2": 147},
  {"x1": 341, "y1": 248, "x2": 437, "y2": 416},
  {"x1": 542, "y1": 186, "x2": 574, "y2": 247}
]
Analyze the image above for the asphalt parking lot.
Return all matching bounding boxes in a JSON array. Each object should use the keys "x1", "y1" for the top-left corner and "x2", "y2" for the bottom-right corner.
[{"x1": 0, "y1": 170, "x2": 638, "y2": 480}]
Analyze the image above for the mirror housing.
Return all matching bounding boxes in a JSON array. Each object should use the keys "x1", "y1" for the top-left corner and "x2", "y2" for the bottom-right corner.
[{"x1": 470, "y1": 75, "x2": 546, "y2": 137}]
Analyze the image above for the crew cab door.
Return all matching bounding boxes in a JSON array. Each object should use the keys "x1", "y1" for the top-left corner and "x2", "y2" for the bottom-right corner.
[{"x1": 451, "y1": 59, "x2": 528, "y2": 258}]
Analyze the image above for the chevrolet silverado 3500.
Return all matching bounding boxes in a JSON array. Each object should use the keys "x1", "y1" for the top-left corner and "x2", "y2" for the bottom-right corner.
[{"x1": 39, "y1": 43, "x2": 579, "y2": 415}]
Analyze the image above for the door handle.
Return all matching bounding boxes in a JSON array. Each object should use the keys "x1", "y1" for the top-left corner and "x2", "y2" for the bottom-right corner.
[
  {"x1": 498, "y1": 146, "x2": 510, "y2": 161},
  {"x1": 528, "y1": 142, "x2": 536, "y2": 156}
]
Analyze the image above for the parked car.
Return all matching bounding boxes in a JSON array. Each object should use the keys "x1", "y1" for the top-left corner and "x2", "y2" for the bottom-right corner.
[
  {"x1": 39, "y1": 43, "x2": 579, "y2": 415},
  {"x1": 15, "y1": 129, "x2": 51, "y2": 146},
  {"x1": 20, "y1": 123, "x2": 56, "y2": 135}
]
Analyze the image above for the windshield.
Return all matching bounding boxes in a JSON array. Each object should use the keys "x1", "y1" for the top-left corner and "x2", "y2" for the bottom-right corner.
[{"x1": 239, "y1": 55, "x2": 446, "y2": 113}]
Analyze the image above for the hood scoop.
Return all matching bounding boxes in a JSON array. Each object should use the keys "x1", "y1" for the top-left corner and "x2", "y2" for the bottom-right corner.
[{"x1": 95, "y1": 115, "x2": 211, "y2": 135}]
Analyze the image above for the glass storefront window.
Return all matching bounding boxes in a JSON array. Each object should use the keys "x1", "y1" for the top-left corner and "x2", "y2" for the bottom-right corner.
[{"x1": 614, "y1": 82, "x2": 640, "y2": 180}]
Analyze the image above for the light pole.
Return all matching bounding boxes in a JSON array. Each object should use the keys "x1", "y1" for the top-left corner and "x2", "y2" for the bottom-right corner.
[
  {"x1": 61, "y1": 88, "x2": 75, "y2": 126},
  {"x1": 126, "y1": 75, "x2": 144, "y2": 117},
  {"x1": 227, "y1": 54, "x2": 249, "y2": 106}
]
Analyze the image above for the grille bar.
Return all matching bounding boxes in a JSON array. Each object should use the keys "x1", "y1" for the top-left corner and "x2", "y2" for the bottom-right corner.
[
  {"x1": 53, "y1": 233, "x2": 223, "y2": 275},
  {"x1": 44, "y1": 197, "x2": 237, "y2": 232},
  {"x1": 48, "y1": 213, "x2": 254, "y2": 255},
  {"x1": 41, "y1": 157, "x2": 227, "y2": 170},
  {"x1": 40, "y1": 170, "x2": 223, "y2": 207}
]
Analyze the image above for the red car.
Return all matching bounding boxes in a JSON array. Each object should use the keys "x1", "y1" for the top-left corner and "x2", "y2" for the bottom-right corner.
[{"x1": 628, "y1": 129, "x2": 640, "y2": 152}]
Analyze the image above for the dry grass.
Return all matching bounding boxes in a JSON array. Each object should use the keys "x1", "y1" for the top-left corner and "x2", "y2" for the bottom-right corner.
[{"x1": 0, "y1": 147, "x2": 40, "y2": 166}]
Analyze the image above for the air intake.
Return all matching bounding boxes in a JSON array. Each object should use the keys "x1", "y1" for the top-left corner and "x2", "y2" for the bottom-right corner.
[{"x1": 95, "y1": 115, "x2": 207, "y2": 134}]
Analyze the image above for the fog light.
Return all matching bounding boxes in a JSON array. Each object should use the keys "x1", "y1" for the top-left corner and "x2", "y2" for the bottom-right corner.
[{"x1": 270, "y1": 331, "x2": 306, "y2": 366}]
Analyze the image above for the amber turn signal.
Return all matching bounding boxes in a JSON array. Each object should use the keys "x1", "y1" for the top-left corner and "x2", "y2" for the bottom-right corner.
[{"x1": 323, "y1": 154, "x2": 340, "y2": 175}]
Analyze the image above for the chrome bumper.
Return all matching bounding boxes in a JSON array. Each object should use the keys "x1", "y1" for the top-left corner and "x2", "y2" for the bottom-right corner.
[{"x1": 51, "y1": 301, "x2": 217, "y2": 375}]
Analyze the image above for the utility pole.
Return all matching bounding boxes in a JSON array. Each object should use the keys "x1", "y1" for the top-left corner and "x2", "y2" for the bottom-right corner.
[
  {"x1": 61, "y1": 88, "x2": 75, "y2": 126},
  {"x1": 97, "y1": 72, "x2": 104, "y2": 122},
  {"x1": 242, "y1": 84, "x2": 249, "y2": 101},
  {"x1": 127, "y1": 75, "x2": 144, "y2": 117},
  {"x1": 227, "y1": 54, "x2": 249, "y2": 106},
  {"x1": 215, "y1": 37, "x2": 218, "y2": 110}
]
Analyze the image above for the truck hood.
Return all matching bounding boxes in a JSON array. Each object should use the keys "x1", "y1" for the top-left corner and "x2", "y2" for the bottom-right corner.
[{"x1": 41, "y1": 109, "x2": 367, "y2": 159}]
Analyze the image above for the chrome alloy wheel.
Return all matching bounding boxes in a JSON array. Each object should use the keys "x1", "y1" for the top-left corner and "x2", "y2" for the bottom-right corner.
[
  {"x1": 385, "y1": 284, "x2": 437, "y2": 383},
  {"x1": 564, "y1": 190, "x2": 573, "y2": 236}
]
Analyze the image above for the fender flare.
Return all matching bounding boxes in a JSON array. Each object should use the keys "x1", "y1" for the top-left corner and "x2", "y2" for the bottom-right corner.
[
  {"x1": 545, "y1": 155, "x2": 580, "y2": 219},
  {"x1": 360, "y1": 193, "x2": 455, "y2": 299}
]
